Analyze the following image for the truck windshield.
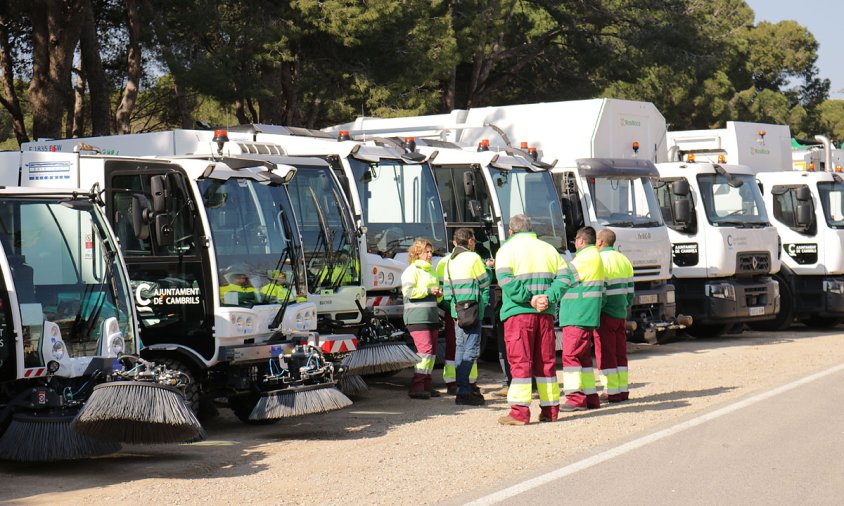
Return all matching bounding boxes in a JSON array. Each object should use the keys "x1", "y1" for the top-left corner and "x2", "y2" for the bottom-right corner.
[
  {"x1": 697, "y1": 174, "x2": 768, "y2": 226},
  {"x1": 287, "y1": 165, "x2": 360, "y2": 290},
  {"x1": 349, "y1": 159, "x2": 447, "y2": 257},
  {"x1": 0, "y1": 197, "x2": 136, "y2": 366},
  {"x1": 586, "y1": 176, "x2": 663, "y2": 228},
  {"x1": 490, "y1": 168, "x2": 566, "y2": 251},
  {"x1": 817, "y1": 181, "x2": 844, "y2": 228},
  {"x1": 198, "y1": 178, "x2": 306, "y2": 307}
]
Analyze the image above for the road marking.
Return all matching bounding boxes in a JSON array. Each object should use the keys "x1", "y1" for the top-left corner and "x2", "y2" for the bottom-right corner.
[{"x1": 466, "y1": 362, "x2": 844, "y2": 505}]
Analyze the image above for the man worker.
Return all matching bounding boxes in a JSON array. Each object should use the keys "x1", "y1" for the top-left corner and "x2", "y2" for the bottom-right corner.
[
  {"x1": 261, "y1": 270, "x2": 292, "y2": 303},
  {"x1": 441, "y1": 228, "x2": 490, "y2": 406},
  {"x1": 595, "y1": 228, "x2": 634, "y2": 402},
  {"x1": 545, "y1": 226, "x2": 605, "y2": 411},
  {"x1": 220, "y1": 268, "x2": 258, "y2": 306},
  {"x1": 495, "y1": 214, "x2": 565, "y2": 425}
]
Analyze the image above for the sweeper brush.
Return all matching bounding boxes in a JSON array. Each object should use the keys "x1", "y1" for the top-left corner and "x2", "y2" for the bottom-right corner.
[
  {"x1": 339, "y1": 374, "x2": 369, "y2": 397},
  {"x1": 0, "y1": 413, "x2": 121, "y2": 462},
  {"x1": 341, "y1": 341, "x2": 419, "y2": 375},
  {"x1": 73, "y1": 382, "x2": 204, "y2": 444},
  {"x1": 249, "y1": 384, "x2": 352, "y2": 421}
]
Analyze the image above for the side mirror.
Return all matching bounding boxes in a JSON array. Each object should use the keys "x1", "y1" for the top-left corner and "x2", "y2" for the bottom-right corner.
[
  {"x1": 150, "y1": 175, "x2": 167, "y2": 213},
  {"x1": 463, "y1": 171, "x2": 476, "y2": 197},
  {"x1": 155, "y1": 214, "x2": 174, "y2": 246},
  {"x1": 131, "y1": 194, "x2": 151, "y2": 240},
  {"x1": 796, "y1": 203, "x2": 812, "y2": 228},
  {"x1": 795, "y1": 186, "x2": 812, "y2": 202},
  {"x1": 673, "y1": 199, "x2": 691, "y2": 226},
  {"x1": 671, "y1": 179, "x2": 690, "y2": 197}
]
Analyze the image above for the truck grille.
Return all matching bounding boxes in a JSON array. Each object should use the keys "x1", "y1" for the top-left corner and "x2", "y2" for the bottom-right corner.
[
  {"x1": 737, "y1": 252, "x2": 770, "y2": 275},
  {"x1": 633, "y1": 265, "x2": 661, "y2": 279},
  {"x1": 744, "y1": 285, "x2": 768, "y2": 307}
]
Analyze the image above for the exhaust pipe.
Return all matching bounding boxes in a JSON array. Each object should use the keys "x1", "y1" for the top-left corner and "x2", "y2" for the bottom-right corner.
[{"x1": 815, "y1": 135, "x2": 833, "y2": 172}]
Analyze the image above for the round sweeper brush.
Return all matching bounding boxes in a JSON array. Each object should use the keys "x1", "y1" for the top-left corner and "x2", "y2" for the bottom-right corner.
[
  {"x1": 72, "y1": 382, "x2": 205, "y2": 445},
  {"x1": 339, "y1": 374, "x2": 369, "y2": 397},
  {"x1": 249, "y1": 383, "x2": 353, "y2": 421},
  {"x1": 0, "y1": 413, "x2": 121, "y2": 462},
  {"x1": 341, "y1": 341, "x2": 419, "y2": 376}
]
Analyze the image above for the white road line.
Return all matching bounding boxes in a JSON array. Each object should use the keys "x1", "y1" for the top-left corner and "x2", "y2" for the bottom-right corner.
[{"x1": 466, "y1": 362, "x2": 844, "y2": 506}]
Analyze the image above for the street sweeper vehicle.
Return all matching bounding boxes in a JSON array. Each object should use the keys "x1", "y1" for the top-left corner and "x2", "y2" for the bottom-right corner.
[
  {"x1": 665, "y1": 123, "x2": 844, "y2": 330},
  {"x1": 12, "y1": 146, "x2": 351, "y2": 423},
  {"x1": 334, "y1": 99, "x2": 688, "y2": 343},
  {"x1": 23, "y1": 130, "x2": 421, "y2": 379},
  {"x1": 0, "y1": 169, "x2": 203, "y2": 461}
]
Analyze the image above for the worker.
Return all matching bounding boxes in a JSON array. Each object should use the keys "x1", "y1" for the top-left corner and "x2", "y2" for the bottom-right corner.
[
  {"x1": 260, "y1": 270, "x2": 292, "y2": 303},
  {"x1": 314, "y1": 252, "x2": 356, "y2": 288},
  {"x1": 595, "y1": 229, "x2": 634, "y2": 402},
  {"x1": 436, "y1": 240, "x2": 480, "y2": 396},
  {"x1": 495, "y1": 214, "x2": 563, "y2": 425},
  {"x1": 546, "y1": 226, "x2": 605, "y2": 412},
  {"x1": 401, "y1": 238, "x2": 443, "y2": 399},
  {"x1": 219, "y1": 268, "x2": 258, "y2": 306},
  {"x1": 441, "y1": 228, "x2": 490, "y2": 406}
]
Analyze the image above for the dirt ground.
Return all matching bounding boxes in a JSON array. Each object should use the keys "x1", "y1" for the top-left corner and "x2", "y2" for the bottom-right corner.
[{"x1": 2, "y1": 326, "x2": 844, "y2": 505}]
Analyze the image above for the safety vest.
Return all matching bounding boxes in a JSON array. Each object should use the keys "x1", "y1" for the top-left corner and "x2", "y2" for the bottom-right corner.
[
  {"x1": 401, "y1": 259, "x2": 442, "y2": 325},
  {"x1": 435, "y1": 252, "x2": 453, "y2": 306},
  {"x1": 555, "y1": 244, "x2": 605, "y2": 329},
  {"x1": 495, "y1": 232, "x2": 567, "y2": 321},
  {"x1": 220, "y1": 284, "x2": 257, "y2": 305},
  {"x1": 441, "y1": 247, "x2": 491, "y2": 320},
  {"x1": 600, "y1": 247, "x2": 634, "y2": 319},
  {"x1": 260, "y1": 283, "x2": 292, "y2": 303},
  {"x1": 314, "y1": 260, "x2": 357, "y2": 288}
]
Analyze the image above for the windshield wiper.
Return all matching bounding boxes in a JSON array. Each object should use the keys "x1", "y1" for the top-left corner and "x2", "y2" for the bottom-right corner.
[
  {"x1": 309, "y1": 188, "x2": 335, "y2": 290},
  {"x1": 606, "y1": 220, "x2": 636, "y2": 228},
  {"x1": 270, "y1": 207, "x2": 298, "y2": 330}
]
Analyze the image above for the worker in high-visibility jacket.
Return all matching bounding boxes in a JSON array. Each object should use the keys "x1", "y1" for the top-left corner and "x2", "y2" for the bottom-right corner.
[
  {"x1": 547, "y1": 226, "x2": 605, "y2": 411},
  {"x1": 401, "y1": 238, "x2": 443, "y2": 399},
  {"x1": 260, "y1": 270, "x2": 293, "y2": 303},
  {"x1": 495, "y1": 214, "x2": 565, "y2": 425},
  {"x1": 441, "y1": 228, "x2": 490, "y2": 406},
  {"x1": 595, "y1": 229, "x2": 634, "y2": 402},
  {"x1": 220, "y1": 269, "x2": 258, "y2": 306},
  {"x1": 436, "y1": 248, "x2": 480, "y2": 396}
]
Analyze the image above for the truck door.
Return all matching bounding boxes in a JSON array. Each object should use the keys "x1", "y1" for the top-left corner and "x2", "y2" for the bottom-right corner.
[
  {"x1": 432, "y1": 165, "x2": 498, "y2": 259},
  {"x1": 103, "y1": 161, "x2": 214, "y2": 360}
]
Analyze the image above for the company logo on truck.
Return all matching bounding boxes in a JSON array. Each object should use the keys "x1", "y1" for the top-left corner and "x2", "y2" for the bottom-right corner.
[
  {"x1": 672, "y1": 242, "x2": 699, "y2": 267},
  {"x1": 784, "y1": 243, "x2": 818, "y2": 265},
  {"x1": 26, "y1": 161, "x2": 71, "y2": 181},
  {"x1": 135, "y1": 283, "x2": 201, "y2": 305},
  {"x1": 750, "y1": 147, "x2": 770, "y2": 156},
  {"x1": 620, "y1": 118, "x2": 641, "y2": 127}
]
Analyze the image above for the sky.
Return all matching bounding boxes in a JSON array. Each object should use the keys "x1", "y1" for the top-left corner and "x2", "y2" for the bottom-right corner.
[{"x1": 745, "y1": 0, "x2": 844, "y2": 98}]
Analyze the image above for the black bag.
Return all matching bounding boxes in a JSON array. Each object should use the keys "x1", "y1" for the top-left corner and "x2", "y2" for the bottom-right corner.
[{"x1": 447, "y1": 250, "x2": 480, "y2": 330}]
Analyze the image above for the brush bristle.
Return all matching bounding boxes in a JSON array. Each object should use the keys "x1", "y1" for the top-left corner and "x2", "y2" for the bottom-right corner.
[
  {"x1": 339, "y1": 374, "x2": 369, "y2": 397},
  {"x1": 72, "y1": 382, "x2": 205, "y2": 445},
  {"x1": 0, "y1": 414, "x2": 121, "y2": 462},
  {"x1": 250, "y1": 386, "x2": 352, "y2": 420},
  {"x1": 342, "y1": 342, "x2": 419, "y2": 375}
]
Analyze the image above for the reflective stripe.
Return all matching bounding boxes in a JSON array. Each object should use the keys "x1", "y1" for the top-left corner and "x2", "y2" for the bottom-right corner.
[
  {"x1": 507, "y1": 380, "x2": 532, "y2": 405},
  {"x1": 498, "y1": 276, "x2": 515, "y2": 286},
  {"x1": 581, "y1": 280, "x2": 605, "y2": 287},
  {"x1": 452, "y1": 288, "x2": 477, "y2": 295},
  {"x1": 405, "y1": 301, "x2": 438, "y2": 308},
  {"x1": 536, "y1": 376, "x2": 560, "y2": 405},
  {"x1": 515, "y1": 272, "x2": 554, "y2": 281},
  {"x1": 415, "y1": 353, "x2": 436, "y2": 375},
  {"x1": 606, "y1": 288, "x2": 629, "y2": 296},
  {"x1": 569, "y1": 263, "x2": 582, "y2": 283},
  {"x1": 524, "y1": 282, "x2": 551, "y2": 291},
  {"x1": 470, "y1": 361, "x2": 478, "y2": 381},
  {"x1": 583, "y1": 291, "x2": 604, "y2": 298},
  {"x1": 562, "y1": 370, "x2": 581, "y2": 394},
  {"x1": 496, "y1": 267, "x2": 514, "y2": 276},
  {"x1": 448, "y1": 277, "x2": 478, "y2": 284}
]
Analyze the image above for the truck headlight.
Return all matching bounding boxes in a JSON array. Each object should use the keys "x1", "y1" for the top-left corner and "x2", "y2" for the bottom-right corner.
[
  {"x1": 108, "y1": 334, "x2": 125, "y2": 356},
  {"x1": 52, "y1": 340, "x2": 66, "y2": 361},
  {"x1": 707, "y1": 283, "x2": 736, "y2": 301},
  {"x1": 823, "y1": 280, "x2": 844, "y2": 294}
]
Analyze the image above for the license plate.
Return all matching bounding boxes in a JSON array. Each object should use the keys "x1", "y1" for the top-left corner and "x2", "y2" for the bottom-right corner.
[
  {"x1": 749, "y1": 306, "x2": 766, "y2": 316},
  {"x1": 638, "y1": 294, "x2": 658, "y2": 305}
]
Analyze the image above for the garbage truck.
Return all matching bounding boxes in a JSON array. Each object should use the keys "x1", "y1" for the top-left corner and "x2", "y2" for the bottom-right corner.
[
  {"x1": 333, "y1": 99, "x2": 688, "y2": 343},
  {"x1": 12, "y1": 145, "x2": 351, "y2": 423},
  {"x1": 665, "y1": 122, "x2": 844, "y2": 330}
]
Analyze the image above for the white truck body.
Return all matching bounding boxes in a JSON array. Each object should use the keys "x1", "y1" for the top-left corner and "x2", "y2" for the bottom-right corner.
[{"x1": 331, "y1": 99, "x2": 683, "y2": 342}]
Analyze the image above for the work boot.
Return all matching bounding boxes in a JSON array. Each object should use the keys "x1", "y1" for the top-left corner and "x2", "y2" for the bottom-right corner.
[
  {"x1": 497, "y1": 415, "x2": 527, "y2": 426},
  {"x1": 559, "y1": 403, "x2": 586, "y2": 412},
  {"x1": 456, "y1": 393, "x2": 485, "y2": 406},
  {"x1": 471, "y1": 384, "x2": 481, "y2": 395},
  {"x1": 446, "y1": 384, "x2": 458, "y2": 395},
  {"x1": 408, "y1": 391, "x2": 431, "y2": 400},
  {"x1": 538, "y1": 414, "x2": 557, "y2": 423},
  {"x1": 493, "y1": 386, "x2": 510, "y2": 398},
  {"x1": 428, "y1": 388, "x2": 442, "y2": 398}
]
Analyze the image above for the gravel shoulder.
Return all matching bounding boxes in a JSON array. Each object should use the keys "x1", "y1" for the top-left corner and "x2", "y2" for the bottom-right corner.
[{"x1": 2, "y1": 327, "x2": 843, "y2": 505}]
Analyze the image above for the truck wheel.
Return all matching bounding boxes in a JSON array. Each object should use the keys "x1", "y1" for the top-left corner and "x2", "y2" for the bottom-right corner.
[
  {"x1": 748, "y1": 276, "x2": 793, "y2": 332},
  {"x1": 685, "y1": 324, "x2": 730, "y2": 338},
  {"x1": 655, "y1": 329, "x2": 677, "y2": 344},
  {"x1": 802, "y1": 316, "x2": 842, "y2": 329},
  {"x1": 228, "y1": 395, "x2": 279, "y2": 426},
  {"x1": 156, "y1": 358, "x2": 211, "y2": 418}
]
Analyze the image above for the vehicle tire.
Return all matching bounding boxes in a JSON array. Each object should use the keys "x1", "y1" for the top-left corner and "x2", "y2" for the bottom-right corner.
[
  {"x1": 802, "y1": 316, "x2": 842, "y2": 329},
  {"x1": 655, "y1": 329, "x2": 677, "y2": 344},
  {"x1": 156, "y1": 358, "x2": 215, "y2": 419},
  {"x1": 228, "y1": 394, "x2": 279, "y2": 426},
  {"x1": 684, "y1": 324, "x2": 730, "y2": 338},
  {"x1": 748, "y1": 276, "x2": 793, "y2": 332},
  {"x1": 480, "y1": 318, "x2": 501, "y2": 361}
]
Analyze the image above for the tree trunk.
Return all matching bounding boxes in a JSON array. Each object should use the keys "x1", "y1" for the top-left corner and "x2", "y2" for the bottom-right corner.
[
  {"x1": 173, "y1": 79, "x2": 193, "y2": 128},
  {"x1": 114, "y1": 0, "x2": 141, "y2": 134},
  {"x1": 72, "y1": 69, "x2": 86, "y2": 137},
  {"x1": 28, "y1": 0, "x2": 84, "y2": 140},
  {"x1": 79, "y1": 0, "x2": 110, "y2": 135},
  {"x1": 0, "y1": 14, "x2": 29, "y2": 144},
  {"x1": 234, "y1": 99, "x2": 249, "y2": 125},
  {"x1": 442, "y1": 69, "x2": 456, "y2": 112}
]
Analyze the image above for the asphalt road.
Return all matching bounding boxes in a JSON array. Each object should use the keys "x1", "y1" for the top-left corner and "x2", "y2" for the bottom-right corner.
[{"x1": 457, "y1": 362, "x2": 844, "y2": 505}]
